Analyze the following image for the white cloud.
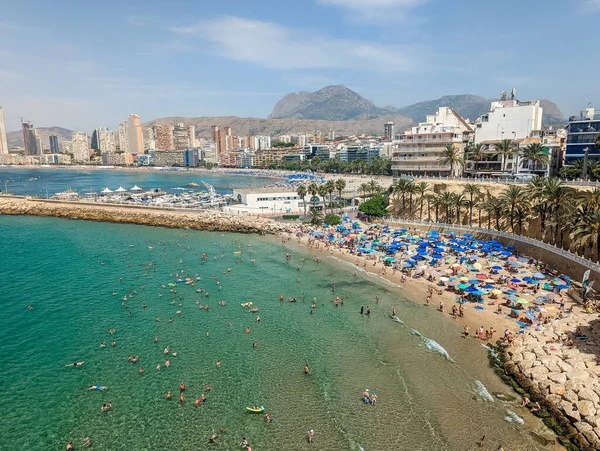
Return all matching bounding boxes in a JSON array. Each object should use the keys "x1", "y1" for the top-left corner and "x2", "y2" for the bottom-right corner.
[
  {"x1": 171, "y1": 16, "x2": 424, "y2": 72},
  {"x1": 316, "y1": 0, "x2": 428, "y2": 20}
]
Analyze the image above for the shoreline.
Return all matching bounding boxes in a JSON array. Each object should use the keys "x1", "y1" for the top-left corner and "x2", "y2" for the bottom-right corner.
[{"x1": 1, "y1": 196, "x2": 596, "y2": 449}]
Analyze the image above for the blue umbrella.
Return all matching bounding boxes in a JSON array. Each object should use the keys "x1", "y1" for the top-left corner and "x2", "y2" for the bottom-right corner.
[
  {"x1": 501, "y1": 251, "x2": 512, "y2": 256},
  {"x1": 434, "y1": 247, "x2": 445, "y2": 253},
  {"x1": 483, "y1": 284, "x2": 495, "y2": 289},
  {"x1": 532, "y1": 273, "x2": 545, "y2": 279},
  {"x1": 523, "y1": 277, "x2": 534, "y2": 283},
  {"x1": 472, "y1": 290, "x2": 485, "y2": 296},
  {"x1": 464, "y1": 233, "x2": 473, "y2": 237},
  {"x1": 510, "y1": 278, "x2": 522, "y2": 283},
  {"x1": 468, "y1": 279, "x2": 480, "y2": 285},
  {"x1": 432, "y1": 253, "x2": 443, "y2": 259},
  {"x1": 492, "y1": 266, "x2": 503, "y2": 270},
  {"x1": 506, "y1": 295, "x2": 519, "y2": 302},
  {"x1": 554, "y1": 285, "x2": 569, "y2": 290},
  {"x1": 465, "y1": 287, "x2": 478, "y2": 293}
]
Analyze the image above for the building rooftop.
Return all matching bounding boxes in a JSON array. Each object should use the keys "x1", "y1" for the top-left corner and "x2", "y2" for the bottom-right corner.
[{"x1": 233, "y1": 188, "x2": 299, "y2": 194}]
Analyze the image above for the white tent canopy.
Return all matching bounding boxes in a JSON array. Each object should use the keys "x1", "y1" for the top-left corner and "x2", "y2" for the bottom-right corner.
[
  {"x1": 101, "y1": 187, "x2": 113, "y2": 194},
  {"x1": 130, "y1": 185, "x2": 142, "y2": 191},
  {"x1": 115, "y1": 186, "x2": 127, "y2": 192}
]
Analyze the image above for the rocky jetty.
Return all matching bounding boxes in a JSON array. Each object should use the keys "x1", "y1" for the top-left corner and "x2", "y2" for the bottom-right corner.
[
  {"x1": 0, "y1": 197, "x2": 291, "y2": 235},
  {"x1": 500, "y1": 311, "x2": 600, "y2": 450}
]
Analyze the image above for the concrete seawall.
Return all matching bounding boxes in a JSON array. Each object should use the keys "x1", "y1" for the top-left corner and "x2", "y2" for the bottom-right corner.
[{"x1": 0, "y1": 197, "x2": 291, "y2": 235}]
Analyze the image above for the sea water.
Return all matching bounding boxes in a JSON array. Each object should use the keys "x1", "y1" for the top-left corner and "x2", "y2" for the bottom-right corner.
[
  {"x1": 0, "y1": 167, "x2": 275, "y2": 196},
  {"x1": 0, "y1": 216, "x2": 552, "y2": 450}
]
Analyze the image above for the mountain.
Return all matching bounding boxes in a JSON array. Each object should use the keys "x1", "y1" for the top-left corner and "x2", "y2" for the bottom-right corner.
[
  {"x1": 268, "y1": 85, "x2": 392, "y2": 121},
  {"x1": 144, "y1": 115, "x2": 413, "y2": 139},
  {"x1": 7, "y1": 126, "x2": 73, "y2": 149},
  {"x1": 269, "y1": 86, "x2": 566, "y2": 126}
]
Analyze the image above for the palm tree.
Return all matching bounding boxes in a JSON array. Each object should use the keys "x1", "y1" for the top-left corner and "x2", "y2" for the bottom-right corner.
[
  {"x1": 595, "y1": 132, "x2": 600, "y2": 150},
  {"x1": 439, "y1": 191, "x2": 455, "y2": 222},
  {"x1": 570, "y1": 203, "x2": 600, "y2": 260},
  {"x1": 438, "y1": 143, "x2": 463, "y2": 177},
  {"x1": 317, "y1": 184, "x2": 329, "y2": 214},
  {"x1": 367, "y1": 179, "x2": 380, "y2": 196},
  {"x1": 431, "y1": 194, "x2": 442, "y2": 222},
  {"x1": 463, "y1": 183, "x2": 480, "y2": 226},
  {"x1": 335, "y1": 178, "x2": 346, "y2": 208},
  {"x1": 454, "y1": 194, "x2": 467, "y2": 224},
  {"x1": 487, "y1": 195, "x2": 503, "y2": 230},
  {"x1": 325, "y1": 180, "x2": 336, "y2": 212},
  {"x1": 308, "y1": 206, "x2": 324, "y2": 225},
  {"x1": 544, "y1": 178, "x2": 574, "y2": 246},
  {"x1": 414, "y1": 182, "x2": 429, "y2": 220},
  {"x1": 501, "y1": 185, "x2": 528, "y2": 234},
  {"x1": 296, "y1": 184, "x2": 308, "y2": 219},
  {"x1": 406, "y1": 182, "x2": 416, "y2": 218},
  {"x1": 359, "y1": 182, "x2": 369, "y2": 198},
  {"x1": 521, "y1": 143, "x2": 549, "y2": 173},
  {"x1": 393, "y1": 179, "x2": 413, "y2": 217},
  {"x1": 466, "y1": 143, "x2": 486, "y2": 174},
  {"x1": 494, "y1": 139, "x2": 517, "y2": 173},
  {"x1": 477, "y1": 198, "x2": 493, "y2": 229}
]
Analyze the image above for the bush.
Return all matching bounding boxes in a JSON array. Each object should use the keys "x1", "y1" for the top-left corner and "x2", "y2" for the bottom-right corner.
[
  {"x1": 324, "y1": 214, "x2": 341, "y2": 225},
  {"x1": 358, "y1": 194, "x2": 387, "y2": 217},
  {"x1": 282, "y1": 214, "x2": 300, "y2": 220}
]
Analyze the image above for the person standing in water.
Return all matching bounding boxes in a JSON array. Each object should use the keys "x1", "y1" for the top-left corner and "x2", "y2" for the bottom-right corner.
[{"x1": 360, "y1": 306, "x2": 364, "y2": 314}]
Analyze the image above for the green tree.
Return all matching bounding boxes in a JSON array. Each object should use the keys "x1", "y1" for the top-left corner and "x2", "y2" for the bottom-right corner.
[
  {"x1": 324, "y1": 213, "x2": 341, "y2": 225},
  {"x1": 438, "y1": 143, "x2": 463, "y2": 176},
  {"x1": 296, "y1": 184, "x2": 308, "y2": 219},
  {"x1": 500, "y1": 185, "x2": 528, "y2": 234},
  {"x1": 493, "y1": 139, "x2": 517, "y2": 173},
  {"x1": 358, "y1": 194, "x2": 387, "y2": 217},
  {"x1": 335, "y1": 178, "x2": 346, "y2": 208},
  {"x1": 414, "y1": 181, "x2": 429, "y2": 220},
  {"x1": 325, "y1": 180, "x2": 336, "y2": 213},
  {"x1": 309, "y1": 206, "x2": 324, "y2": 225},
  {"x1": 317, "y1": 184, "x2": 329, "y2": 214},
  {"x1": 463, "y1": 183, "x2": 480, "y2": 226},
  {"x1": 466, "y1": 143, "x2": 486, "y2": 174},
  {"x1": 520, "y1": 143, "x2": 549, "y2": 172}
]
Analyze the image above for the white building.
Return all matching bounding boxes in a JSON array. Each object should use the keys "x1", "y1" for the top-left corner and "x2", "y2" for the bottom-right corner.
[
  {"x1": 0, "y1": 107, "x2": 8, "y2": 154},
  {"x1": 250, "y1": 136, "x2": 271, "y2": 151},
  {"x1": 71, "y1": 131, "x2": 89, "y2": 162},
  {"x1": 98, "y1": 127, "x2": 116, "y2": 154},
  {"x1": 187, "y1": 125, "x2": 196, "y2": 148},
  {"x1": 230, "y1": 188, "x2": 323, "y2": 214},
  {"x1": 392, "y1": 107, "x2": 472, "y2": 177},
  {"x1": 145, "y1": 128, "x2": 156, "y2": 151},
  {"x1": 118, "y1": 121, "x2": 129, "y2": 153},
  {"x1": 474, "y1": 93, "x2": 543, "y2": 144}
]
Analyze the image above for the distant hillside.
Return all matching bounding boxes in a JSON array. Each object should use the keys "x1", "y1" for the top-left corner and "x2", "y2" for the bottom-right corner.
[
  {"x1": 144, "y1": 115, "x2": 413, "y2": 138},
  {"x1": 269, "y1": 85, "x2": 395, "y2": 121},
  {"x1": 7, "y1": 126, "x2": 73, "y2": 149},
  {"x1": 269, "y1": 85, "x2": 566, "y2": 126}
]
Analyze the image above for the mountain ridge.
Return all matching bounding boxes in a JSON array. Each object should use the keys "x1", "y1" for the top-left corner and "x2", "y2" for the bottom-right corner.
[{"x1": 270, "y1": 85, "x2": 566, "y2": 126}]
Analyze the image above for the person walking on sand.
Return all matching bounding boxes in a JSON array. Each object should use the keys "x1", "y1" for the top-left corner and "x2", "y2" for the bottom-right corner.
[{"x1": 439, "y1": 300, "x2": 444, "y2": 313}]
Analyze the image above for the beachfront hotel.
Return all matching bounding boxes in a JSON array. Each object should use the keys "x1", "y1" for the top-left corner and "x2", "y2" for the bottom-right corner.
[
  {"x1": 230, "y1": 188, "x2": 324, "y2": 215},
  {"x1": 392, "y1": 107, "x2": 473, "y2": 177}
]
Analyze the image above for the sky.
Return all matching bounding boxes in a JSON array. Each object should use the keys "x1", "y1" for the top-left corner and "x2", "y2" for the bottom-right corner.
[{"x1": 1, "y1": 0, "x2": 599, "y2": 132}]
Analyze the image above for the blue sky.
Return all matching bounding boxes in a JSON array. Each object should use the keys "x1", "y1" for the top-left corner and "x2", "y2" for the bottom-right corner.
[{"x1": 1, "y1": 0, "x2": 599, "y2": 132}]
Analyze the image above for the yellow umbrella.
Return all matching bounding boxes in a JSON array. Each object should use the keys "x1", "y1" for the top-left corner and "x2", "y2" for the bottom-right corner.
[
  {"x1": 460, "y1": 276, "x2": 469, "y2": 281},
  {"x1": 492, "y1": 289, "x2": 503, "y2": 295},
  {"x1": 473, "y1": 262, "x2": 482, "y2": 270}
]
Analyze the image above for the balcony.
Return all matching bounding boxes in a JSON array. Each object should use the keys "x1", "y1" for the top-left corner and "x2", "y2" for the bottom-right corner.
[{"x1": 392, "y1": 164, "x2": 451, "y2": 171}]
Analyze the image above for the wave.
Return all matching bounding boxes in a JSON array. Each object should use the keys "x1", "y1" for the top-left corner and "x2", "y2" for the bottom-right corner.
[
  {"x1": 410, "y1": 329, "x2": 453, "y2": 362},
  {"x1": 392, "y1": 315, "x2": 405, "y2": 325},
  {"x1": 474, "y1": 380, "x2": 494, "y2": 402},
  {"x1": 172, "y1": 187, "x2": 186, "y2": 190},
  {"x1": 504, "y1": 410, "x2": 524, "y2": 424}
]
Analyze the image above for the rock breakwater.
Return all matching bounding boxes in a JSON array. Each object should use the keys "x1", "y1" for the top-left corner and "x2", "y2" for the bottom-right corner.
[
  {"x1": 499, "y1": 311, "x2": 600, "y2": 451},
  {"x1": 0, "y1": 197, "x2": 291, "y2": 235}
]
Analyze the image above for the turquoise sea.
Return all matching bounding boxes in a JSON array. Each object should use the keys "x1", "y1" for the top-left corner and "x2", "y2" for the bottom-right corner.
[
  {"x1": 0, "y1": 215, "x2": 554, "y2": 450},
  {"x1": 0, "y1": 167, "x2": 275, "y2": 196}
]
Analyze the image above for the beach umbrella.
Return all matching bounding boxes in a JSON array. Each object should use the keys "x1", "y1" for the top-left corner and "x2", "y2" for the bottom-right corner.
[
  {"x1": 458, "y1": 283, "x2": 469, "y2": 290},
  {"x1": 440, "y1": 277, "x2": 449, "y2": 282},
  {"x1": 533, "y1": 299, "x2": 545, "y2": 305},
  {"x1": 476, "y1": 274, "x2": 487, "y2": 280},
  {"x1": 465, "y1": 287, "x2": 479, "y2": 293},
  {"x1": 434, "y1": 247, "x2": 445, "y2": 253},
  {"x1": 448, "y1": 280, "x2": 459, "y2": 286},
  {"x1": 484, "y1": 279, "x2": 496, "y2": 283},
  {"x1": 473, "y1": 262, "x2": 482, "y2": 270},
  {"x1": 483, "y1": 284, "x2": 495, "y2": 289},
  {"x1": 492, "y1": 289, "x2": 503, "y2": 295},
  {"x1": 501, "y1": 251, "x2": 512, "y2": 256},
  {"x1": 507, "y1": 262, "x2": 522, "y2": 268},
  {"x1": 130, "y1": 185, "x2": 142, "y2": 191},
  {"x1": 510, "y1": 278, "x2": 521, "y2": 283},
  {"x1": 452, "y1": 263, "x2": 462, "y2": 268},
  {"x1": 553, "y1": 278, "x2": 567, "y2": 285},
  {"x1": 432, "y1": 253, "x2": 443, "y2": 259},
  {"x1": 554, "y1": 285, "x2": 569, "y2": 290},
  {"x1": 459, "y1": 276, "x2": 469, "y2": 281},
  {"x1": 492, "y1": 266, "x2": 503, "y2": 270},
  {"x1": 464, "y1": 233, "x2": 473, "y2": 237},
  {"x1": 468, "y1": 279, "x2": 480, "y2": 285},
  {"x1": 506, "y1": 295, "x2": 519, "y2": 301},
  {"x1": 516, "y1": 298, "x2": 529, "y2": 304},
  {"x1": 115, "y1": 186, "x2": 127, "y2": 192},
  {"x1": 522, "y1": 277, "x2": 534, "y2": 283},
  {"x1": 472, "y1": 290, "x2": 485, "y2": 296},
  {"x1": 101, "y1": 187, "x2": 113, "y2": 194},
  {"x1": 532, "y1": 273, "x2": 545, "y2": 279}
]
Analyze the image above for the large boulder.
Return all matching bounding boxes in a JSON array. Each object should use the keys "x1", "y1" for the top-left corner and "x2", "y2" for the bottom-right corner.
[
  {"x1": 564, "y1": 390, "x2": 580, "y2": 404},
  {"x1": 567, "y1": 370, "x2": 591, "y2": 381},
  {"x1": 578, "y1": 387, "x2": 600, "y2": 404},
  {"x1": 548, "y1": 372, "x2": 567, "y2": 384},
  {"x1": 577, "y1": 400, "x2": 597, "y2": 418},
  {"x1": 549, "y1": 383, "x2": 566, "y2": 395}
]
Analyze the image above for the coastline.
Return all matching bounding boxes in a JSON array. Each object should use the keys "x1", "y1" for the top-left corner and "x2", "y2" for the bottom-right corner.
[{"x1": 2, "y1": 196, "x2": 598, "y2": 449}]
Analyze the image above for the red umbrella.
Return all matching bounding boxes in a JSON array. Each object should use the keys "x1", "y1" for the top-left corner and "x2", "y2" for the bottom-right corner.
[{"x1": 476, "y1": 274, "x2": 487, "y2": 280}]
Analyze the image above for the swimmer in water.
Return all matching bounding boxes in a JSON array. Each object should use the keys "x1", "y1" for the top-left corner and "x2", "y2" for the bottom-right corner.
[
  {"x1": 209, "y1": 432, "x2": 217, "y2": 442},
  {"x1": 166, "y1": 391, "x2": 172, "y2": 400},
  {"x1": 392, "y1": 308, "x2": 396, "y2": 317},
  {"x1": 304, "y1": 365, "x2": 311, "y2": 375},
  {"x1": 195, "y1": 398, "x2": 201, "y2": 407},
  {"x1": 216, "y1": 360, "x2": 221, "y2": 368},
  {"x1": 245, "y1": 327, "x2": 251, "y2": 333},
  {"x1": 253, "y1": 341, "x2": 258, "y2": 348}
]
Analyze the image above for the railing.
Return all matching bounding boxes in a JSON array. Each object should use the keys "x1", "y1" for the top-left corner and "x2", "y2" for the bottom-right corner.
[
  {"x1": 390, "y1": 176, "x2": 600, "y2": 188},
  {"x1": 382, "y1": 217, "x2": 600, "y2": 275}
]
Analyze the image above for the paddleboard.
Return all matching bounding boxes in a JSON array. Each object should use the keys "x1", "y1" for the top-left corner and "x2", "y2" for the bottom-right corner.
[{"x1": 245, "y1": 406, "x2": 264, "y2": 413}]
